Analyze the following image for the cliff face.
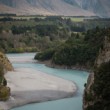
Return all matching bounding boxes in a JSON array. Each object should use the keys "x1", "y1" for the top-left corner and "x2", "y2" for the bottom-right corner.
[
  {"x1": 0, "y1": 52, "x2": 13, "y2": 71},
  {"x1": 83, "y1": 36, "x2": 110, "y2": 110},
  {"x1": 0, "y1": 52, "x2": 13, "y2": 101},
  {"x1": 96, "y1": 36, "x2": 110, "y2": 67}
]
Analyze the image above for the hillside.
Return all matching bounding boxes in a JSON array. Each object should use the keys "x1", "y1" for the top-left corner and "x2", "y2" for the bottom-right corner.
[
  {"x1": 81, "y1": 0, "x2": 110, "y2": 17},
  {"x1": 0, "y1": 0, "x2": 110, "y2": 17},
  {"x1": 34, "y1": 27, "x2": 108, "y2": 69},
  {"x1": 0, "y1": 0, "x2": 94, "y2": 16},
  {"x1": 83, "y1": 33, "x2": 110, "y2": 110}
]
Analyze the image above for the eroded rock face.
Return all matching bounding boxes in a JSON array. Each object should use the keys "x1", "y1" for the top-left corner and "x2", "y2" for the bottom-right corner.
[
  {"x1": 83, "y1": 36, "x2": 110, "y2": 110},
  {"x1": 96, "y1": 36, "x2": 110, "y2": 67},
  {"x1": 0, "y1": 86, "x2": 10, "y2": 101},
  {"x1": 83, "y1": 73, "x2": 94, "y2": 110},
  {"x1": 0, "y1": 52, "x2": 12, "y2": 101},
  {"x1": 0, "y1": 52, "x2": 13, "y2": 71}
]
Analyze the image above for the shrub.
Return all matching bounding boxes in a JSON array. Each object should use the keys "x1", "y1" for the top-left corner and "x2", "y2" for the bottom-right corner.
[{"x1": 34, "y1": 48, "x2": 55, "y2": 61}]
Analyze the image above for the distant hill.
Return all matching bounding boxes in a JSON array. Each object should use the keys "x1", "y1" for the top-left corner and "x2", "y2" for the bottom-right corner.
[
  {"x1": 81, "y1": 0, "x2": 110, "y2": 17},
  {"x1": 0, "y1": 0, "x2": 110, "y2": 17}
]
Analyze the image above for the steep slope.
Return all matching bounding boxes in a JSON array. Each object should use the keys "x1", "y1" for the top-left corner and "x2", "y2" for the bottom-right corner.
[
  {"x1": 0, "y1": 0, "x2": 95, "y2": 16},
  {"x1": 0, "y1": 52, "x2": 13, "y2": 101},
  {"x1": 0, "y1": 52, "x2": 13, "y2": 71},
  {"x1": 83, "y1": 34, "x2": 110, "y2": 110},
  {"x1": 0, "y1": 62, "x2": 10, "y2": 101},
  {"x1": 96, "y1": 36, "x2": 110, "y2": 66}
]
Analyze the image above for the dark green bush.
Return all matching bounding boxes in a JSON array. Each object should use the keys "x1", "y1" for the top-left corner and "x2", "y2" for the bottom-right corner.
[{"x1": 34, "y1": 48, "x2": 55, "y2": 61}]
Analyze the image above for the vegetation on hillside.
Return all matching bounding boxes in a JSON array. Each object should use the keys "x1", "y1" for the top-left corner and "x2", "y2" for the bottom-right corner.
[
  {"x1": 0, "y1": 16, "x2": 110, "y2": 53},
  {"x1": 0, "y1": 16, "x2": 71, "y2": 52},
  {"x1": 84, "y1": 61, "x2": 110, "y2": 110},
  {"x1": 35, "y1": 27, "x2": 110, "y2": 68}
]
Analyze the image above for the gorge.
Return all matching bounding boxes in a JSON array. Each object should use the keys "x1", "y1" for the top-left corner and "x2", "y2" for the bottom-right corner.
[{"x1": 0, "y1": 1, "x2": 110, "y2": 109}]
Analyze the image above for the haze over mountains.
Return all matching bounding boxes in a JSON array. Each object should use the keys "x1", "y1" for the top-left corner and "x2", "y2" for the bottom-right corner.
[{"x1": 0, "y1": 0, "x2": 110, "y2": 17}]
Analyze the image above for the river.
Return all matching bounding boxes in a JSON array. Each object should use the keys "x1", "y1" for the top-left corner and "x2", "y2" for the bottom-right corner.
[{"x1": 7, "y1": 53, "x2": 89, "y2": 110}]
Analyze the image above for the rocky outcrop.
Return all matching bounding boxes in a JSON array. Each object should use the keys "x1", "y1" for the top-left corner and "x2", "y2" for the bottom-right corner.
[
  {"x1": 0, "y1": 64, "x2": 11, "y2": 101},
  {"x1": 0, "y1": 86, "x2": 10, "y2": 101},
  {"x1": 83, "y1": 36, "x2": 110, "y2": 110},
  {"x1": 96, "y1": 36, "x2": 110, "y2": 67},
  {"x1": 0, "y1": 52, "x2": 13, "y2": 71},
  {"x1": 0, "y1": 52, "x2": 13, "y2": 101},
  {"x1": 83, "y1": 73, "x2": 94, "y2": 110}
]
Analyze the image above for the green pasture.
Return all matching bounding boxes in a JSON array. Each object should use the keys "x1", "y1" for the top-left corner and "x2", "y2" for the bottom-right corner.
[{"x1": 62, "y1": 17, "x2": 84, "y2": 22}]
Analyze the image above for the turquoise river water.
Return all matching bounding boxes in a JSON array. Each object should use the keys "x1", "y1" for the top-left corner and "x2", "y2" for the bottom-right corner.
[{"x1": 7, "y1": 53, "x2": 89, "y2": 110}]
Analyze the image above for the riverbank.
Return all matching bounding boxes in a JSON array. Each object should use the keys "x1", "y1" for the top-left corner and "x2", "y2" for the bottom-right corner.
[
  {"x1": 38, "y1": 60, "x2": 93, "y2": 73},
  {"x1": 0, "y1": 54, "x2": 77, "y2": 110}
]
